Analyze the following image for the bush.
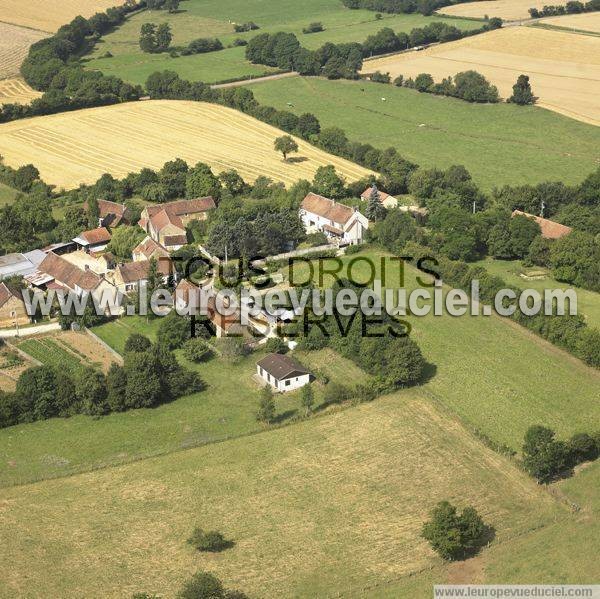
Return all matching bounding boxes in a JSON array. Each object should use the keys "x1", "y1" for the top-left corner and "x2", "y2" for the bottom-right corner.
[
  {"x1": 422, "y1": 501, "x2": 489, "y2": 560},
  {"x1": 264, "y1": 337, "x2": 287, "y2": 354},
  {"x1": 177, "y1": 571, "x2": 225, "y2": 599},
  {"x1": 182, "y1": 337, "x2": 213, "y2": 362},
  {"x1": 303, "y1": 22, "x2": 324, "y2": 34},
  {"x1": 324, "y1": 382, "x2": 351, "y2": 405},
  {"x1": 187, "y1": 528, "x2": 231, "y2": 552},
  {"x1": 371, "y1": 71, "x2": 391, "y2": 83},
  {"x1": 124, "y1": 333, "x2": 153, "y2": 354}
]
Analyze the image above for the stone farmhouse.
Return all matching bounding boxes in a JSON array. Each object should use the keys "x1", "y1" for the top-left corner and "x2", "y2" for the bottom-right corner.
[
  {"x1": 300, "y1": 193, "x2": 369, "y2": 244},
  {"x1": 360, "y1": 184, "x2": 399, "y2": 209},
  {"x1": 0, "y1": 282, "x2": 29, "y2": 327},
  {"x1": 138, "y1": 197, "x2": 216, "y2": 251}
]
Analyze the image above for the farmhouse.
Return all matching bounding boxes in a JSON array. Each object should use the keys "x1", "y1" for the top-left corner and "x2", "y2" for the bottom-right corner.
[
  {"x1": 113, "y1": 259, "x2": 171, "y2": 294},
  {"x1": 73, "y1": 227, "x2": 112, "y2": 253},
  {"x1": 84, "y1": 199, "x2": 132, "y2": 228},
  {"x1": 132, "y1": 236, "x2": 170, "y2": 262},
  {"x1": 360, "y1": 185, "x2": 398, "y2": 209},
  {"x1": 256, "y1": 353, "x2": 312, "y2": 392},
  {"x1": 37, "y1": 252, "x2": 116, "y2": 301},
  {"x1": 0, "y1": 282, "x2": 28, "y2": 328},
  {"x1": 138, "y1": 197, "x2": 216, "y2": 251},
  {"x1": 300, "y1": 193, "x2": 369, "y2": 244},
  {"x1": 511, "y1": 210, "x2": 573, "y2": 239}
]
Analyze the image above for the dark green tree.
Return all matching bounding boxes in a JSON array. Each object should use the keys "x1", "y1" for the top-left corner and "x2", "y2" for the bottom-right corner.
[
  {"x1": 256, "y1": 386, "x2": 276, "y2": 423},
  {"x1": 509, "y1": 74, "x2": 535, "y2": 105}
]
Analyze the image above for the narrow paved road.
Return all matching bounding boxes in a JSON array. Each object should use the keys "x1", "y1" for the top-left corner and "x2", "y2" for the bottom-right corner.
[
  {"x1": 0, "y1": 321, "x2": 60, "y2": 338},
  {"x1": 210, "y1": 71, "x2": 299, "y2": 89}
]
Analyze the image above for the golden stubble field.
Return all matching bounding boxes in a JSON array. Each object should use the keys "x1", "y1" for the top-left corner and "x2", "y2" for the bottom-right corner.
[
  {"x1": 439, "y1": 0, "x2": 567, "y2": 20},
  {"x1": 0, "y1": 22, "x2": 47, "y2": 80},
  {"x1": 363, "y1": 27, "x2": 600, "y2": 126},
  {"x1": 0, "y1": 395, "x2": 562, "y2": 597},
  {"x1": 0, "y1": 0, "x2": 122, "y2": 33},
  {"x1": 0, "y1": 100, "x2": 374, "y2": 188},
  {"x1": 539, "y1": 11, "x2": 600, "y2": 33},
  {"x1": 0, "y1": 78, "x2": 41, "y2": 106}
]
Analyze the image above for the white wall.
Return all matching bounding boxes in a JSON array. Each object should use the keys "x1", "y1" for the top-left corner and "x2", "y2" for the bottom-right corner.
[{"x1": 257, "y1": 365, "x2": 311, "y2": 392}]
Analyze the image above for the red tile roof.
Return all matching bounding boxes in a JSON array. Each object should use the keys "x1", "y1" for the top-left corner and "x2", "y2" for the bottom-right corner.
[
  {"x1": 301, "y1": 193, "x2": 355, "y2": 225},
  {"x1": 360, "y1": 187, "x2": 392, "y2": 202},
  {"x1": 511, "y1": 210, "x2": 573, "y2": 240},
  {"x1": 163, "y1": 234, "x2": 188, "y2": 247},
  {"x1": 117, "y1": 259, "x2": 171, "y2": 284},
  {"x1": 39, "y1": 252, "x2": 102, "y2": 291},
  {"x1": 144, "y1": 197, "x2": 216, "y2": 219},
  {"x1": 78, "y1": 227, "x2": 112, "y2": 246},
  {"x1": 0, "y1": 282, "x2": 21, "y2": 307},
  {"x1": 150, "y1": 209, "x2": 183, "y2": 232},
  {"x1": 133, "y1": 237, "x2": 170, "y2": 260}
]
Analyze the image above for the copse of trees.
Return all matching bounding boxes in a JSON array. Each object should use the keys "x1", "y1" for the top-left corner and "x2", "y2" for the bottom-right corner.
[
  {"x1": 139, "y1": 22, "x2": 173, "y2": 53},
  {"x1": 402, "y1": 69, "x2": 500, "y2": 103},
  {"x1": 522, "y1": 425, "x2": 600, "y2": 483},
  {"x1": 181, "y1": 37, "x2": 224, "y2": 55},
  {"x1": 509, "y1": 74, "x2": 536, "y2": 105},
  {"x1": 0, "y1": 334, "x2": 203, "y2": 429},
  {"x1": 422, "y1": 501, "x2": 489, "y2": 560}
]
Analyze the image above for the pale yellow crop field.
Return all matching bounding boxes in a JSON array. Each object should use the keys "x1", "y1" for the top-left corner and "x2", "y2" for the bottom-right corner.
[
  {"x1": 363, "y1": 27, "x2": 600, "y2": 126},
  {"x1": 0, "y1": 78, "x2": 41, "y2": 106},
  {"x1": 0, "y1": 22, "x2": 47, "y2": 80},
  {"x1": 539, "y1": 11, "x2": 600, "y2": 33},
  {"x1": 0, "y1": 0, "x2": 122, "y2": 33},
  {"x1": 0, "y1": 100, "x2": 373, "y2": 189},
  {"x1": 439, "y1": 0, "x2": 566, "y2": 21}
]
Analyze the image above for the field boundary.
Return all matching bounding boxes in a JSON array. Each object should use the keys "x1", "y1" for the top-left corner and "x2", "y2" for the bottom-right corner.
[{"x1": 85, "y1": 328, "x2": 124, "y2": 365}]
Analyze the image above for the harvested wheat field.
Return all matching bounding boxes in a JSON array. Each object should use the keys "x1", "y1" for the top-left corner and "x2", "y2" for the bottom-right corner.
[
  {"x1": 539, "y1": 11, "x2": 600, "y2": 33},
  {"x1": 439, "y1": 0, "x2": 566, "y2": 21},
  {"x1": 0, "y1": 0, "x2": 121, "y2": 33},
  {"x1": 0, "y1": 78, "x2": 41, "y2": 106},
  {"x1": 0, "y1": 395, "x2": 562, "y2": 597},
  {"x1": 0, "y1": 100, "x2": 373, "y2": 189},
  {"x1": 363, "y1": 27, "x2": 600, "y2": 126},
  {"x1": 0, "y1": 22, "x2": 47, "y2": 80}
]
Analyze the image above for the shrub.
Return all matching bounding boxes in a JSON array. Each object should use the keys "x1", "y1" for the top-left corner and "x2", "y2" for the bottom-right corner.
[
  {"x1": 256, "y1": 386, "x2": 276, "y2": 423},
  {"x1": 264, "y1": 337, "x2": 287, "y2": 354},
  {"x1": 303, "y1": 22, "x2": 324, "y2": 34},
  {"x1": 177, "y1": 571, "x2": 225, "y2": 599},
  {"x1": 182, "y1": 337, "x2": 212, "y2": 362},
  {"x1": 371, "y1": 71, "x2": 391, "y2": 83},
  {"x1": 422, "y1": 501, "x2": 489, "y2": 560},
  {"x1": 124, "y1": 333, "x2": 153, "y2": 354},
  {"x1": 187, "y1": 528, "x2": 230, "y2": 552},
  {"x1": 324, "y1": 382, "x2": 351, "y2": 405}
]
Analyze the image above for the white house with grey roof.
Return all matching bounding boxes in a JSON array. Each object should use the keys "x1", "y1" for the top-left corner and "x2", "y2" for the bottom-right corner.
[{"x1": 256, "y1": 353, "x2": 312, "y2": 392}]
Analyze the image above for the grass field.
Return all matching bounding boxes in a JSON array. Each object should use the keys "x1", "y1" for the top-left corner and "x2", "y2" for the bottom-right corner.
[
  {"x1": 0, "y1": 312, "x2": 371, "y2": 486},
  {"x1": 0, "y1": 99, "x2": 373, "y2": 189},
  {"x1": 0, "y1": 182, "x2": 19, "y2": 206},
  {"x1": 0, "y1": 393, "x2": 562, "y2": 598},
  {"x1": 474, "y1": 257, "x2": 600, "y2": 328},
  {"x1": 86, "y1": 0, "x2": 481, "y2": 84},
  {"x1": 249, "y1": 76, "x2": 600, "y2": 190},
  {"x1": 0, "y1": 78, "x2": 41, "y2": 106},
  {"x1": 363, "y1": 26, "x2": 600, "y2": 126},
  {"x1": 0, "y1": 22, "x2": 47, "y2": 80},
  {"x1": 281, "y1": 249, "x2": 600, "y2": 449},
  {"x1": 439, "y1": 0, "x2": 567, "y2": 20},
  {"x1": 0, "y1": 0, "x2": 121, "y2": 33}
]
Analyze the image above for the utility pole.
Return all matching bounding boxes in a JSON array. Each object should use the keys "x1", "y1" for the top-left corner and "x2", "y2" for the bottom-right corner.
[{"x1": 472, "y1": 200, "x2": 477, "y2": 214}]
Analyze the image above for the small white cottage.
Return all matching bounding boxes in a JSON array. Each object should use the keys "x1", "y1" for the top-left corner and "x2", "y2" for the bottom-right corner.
[{"x1": 256, "y1": 353, "x2": 312, "y2": 392}]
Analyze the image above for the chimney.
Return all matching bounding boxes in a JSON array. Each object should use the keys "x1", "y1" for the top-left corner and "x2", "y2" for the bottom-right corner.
[{"x1": 84, "y1": 264, "x2": 90, "y2": 271}]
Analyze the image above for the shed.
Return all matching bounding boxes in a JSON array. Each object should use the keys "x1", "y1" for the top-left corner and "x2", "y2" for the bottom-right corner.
[{"x1": 256, "y1": 353, "x2": 312, "y2": 392}]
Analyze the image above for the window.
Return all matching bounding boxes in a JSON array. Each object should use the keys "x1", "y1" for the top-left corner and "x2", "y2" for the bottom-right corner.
[{"x1": 285, "y1": 379, "x2": 291, "y2": 386}]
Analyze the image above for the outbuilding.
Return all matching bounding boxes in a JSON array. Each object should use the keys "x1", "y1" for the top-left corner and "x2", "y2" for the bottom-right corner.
[{"x1": 256, "y1": 353, "x2": 312, "y2": 392}]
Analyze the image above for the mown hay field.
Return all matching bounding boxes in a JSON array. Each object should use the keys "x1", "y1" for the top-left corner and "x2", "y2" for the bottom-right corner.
[
  {"x1": 538, "y1": 11, "x2": 600, "y2": 33},
  {"x1": 439, "y1": 0, "x2": 566, "y2": 20},
  {"x1": 0, "y1": 100, "x2": 373, "y2": 189},
  {"x1": 0, "y1": 22, "x2": 47, "y2": 80},
  {"x1": 0, "y1": 78, "x2": 41, "y2": 106},
  {"x1": 0, "y1": 394, "x2": 562, "y2": 598},
  {"x1": 363, "y1": 26, "x2": 600, "y2": 126},
  {"x1": 0, "y1": 0, "x2": 121, "y2": 33}
]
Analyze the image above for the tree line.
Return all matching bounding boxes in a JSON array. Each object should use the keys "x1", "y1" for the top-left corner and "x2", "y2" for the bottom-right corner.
[
  {"x1": 342, "y1": 0, "x2": 482, "y2": 17},
  {"x1": 245, "y1": 20, "x2": 502, "y2": 80},
  {"x1": 529, "y1": 0, "x2": 600, "y2": 18}
]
